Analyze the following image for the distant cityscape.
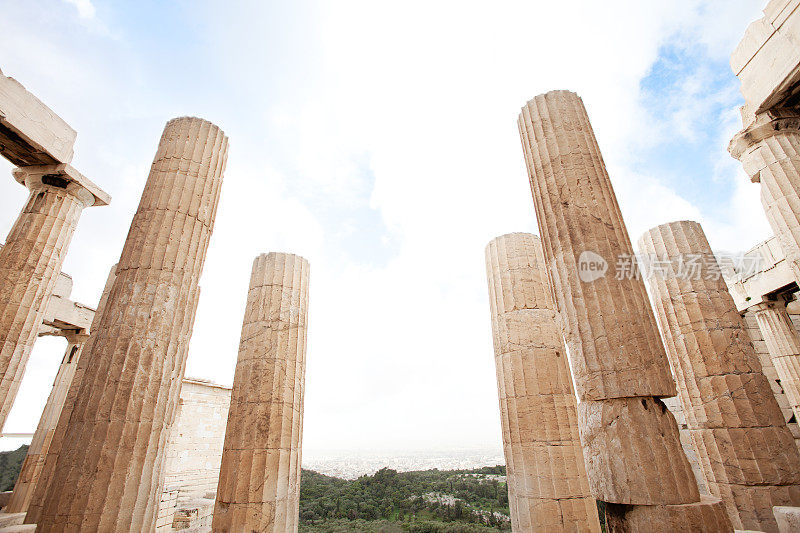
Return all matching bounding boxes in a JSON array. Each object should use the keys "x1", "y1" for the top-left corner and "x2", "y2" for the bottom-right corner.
[{"x1": 302, "y1": 448, "x2": 506, "y2": 480}]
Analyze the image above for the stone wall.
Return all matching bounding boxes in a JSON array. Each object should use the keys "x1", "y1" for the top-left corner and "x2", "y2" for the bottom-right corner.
[{"x1": 156, "y1": 378, "x2": 231, "y2": 532}]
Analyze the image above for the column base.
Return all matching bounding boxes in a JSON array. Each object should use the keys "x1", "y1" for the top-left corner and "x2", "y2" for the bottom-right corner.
[{"x1": 604, "y1": 495, "x2": 732, "y2": 532}]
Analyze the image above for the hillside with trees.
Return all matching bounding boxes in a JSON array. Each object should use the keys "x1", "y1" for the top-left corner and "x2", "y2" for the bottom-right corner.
[
  {"x1": 299, "y1": 466, "x2": 511, "y2": 532},
  {"x1": 0, "y1": 445, "x2": 27, "y2": 492}
]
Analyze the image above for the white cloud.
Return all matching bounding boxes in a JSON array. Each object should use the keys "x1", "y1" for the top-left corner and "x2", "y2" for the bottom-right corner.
[{"x1": 64, "y1": 0, "x2": 95, "y2": 19}]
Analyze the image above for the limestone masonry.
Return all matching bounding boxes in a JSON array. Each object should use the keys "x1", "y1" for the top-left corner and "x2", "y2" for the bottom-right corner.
[
  {"x1": 213, "y1": 252, "x2": 309, "y2": 533},
  {"x1": 33, "y1": 117, "x2": 228, "y2": 531},
  {"x1": 639, "y1": 221, "x2": 800, "y2": 531},
  {"x1": 485, "y1": 233, "x2": 600, "y2": 532},
  {"x1": 518, "y1": 90, "x2": 731, "y2": 530},
  {"x1": 0, "y1": 1, "x2": 798, "y2": 531}
]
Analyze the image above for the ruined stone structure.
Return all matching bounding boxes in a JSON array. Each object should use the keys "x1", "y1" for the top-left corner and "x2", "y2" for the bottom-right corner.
[
  {"x1": 157, "y1": 378, "x2": 231, "y2": 532},
  {"x1": 485, "y1": 233, "x2": 600, "y2": 532},
  {"x1": 0, "y1": 69, "x2": 109, "y2": 431},
  {"x1": 639, "y1": 220, "x2": 800, "y2": 531},
  {"x1": 0, "y1": 3, "x2": 794, "y2": 532},
  {"x1": 752, "y1": 301, "x2": 800, "y2": 423},
  {"x1": 5, "y1": 335, "x2": 83, "y2": 516},
  {"x1": 725, "y1": 236, "x2": 800, "y2": 438},
  {"x1": 32, "y1": 117, "x2": 228, "y2": 531},
  {"x1": 519, "y1": 90, "x2": 731, "y2": 531},
  {"x1": 4, "y1": 264, "x2": 115, "y2": 516},
  {"x1": 212, "y1": 252, "x2": 309, "y2": 533},
  {"x1": 728, "y1": 2, "x2": 800, "y2": 448}
]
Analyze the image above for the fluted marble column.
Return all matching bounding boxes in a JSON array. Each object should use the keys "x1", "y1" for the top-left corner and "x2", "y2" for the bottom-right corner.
[
  {"x1": 0, "y1": 164, "x2": 108, "y2": 429},
  {"x1": 639, "y1": 221, "x2": 800, "y2": 531},
  {"x1": 485, "y1": 233, "x2": 600, "y2": 533},
  {"x1": 25, "y1": 265, "x2": 116, "y2": 525},
  {"x1": 34, "y1": 117, "x2": 228, "y2": 532},
  {"x1": 751, "y1": 299, "x2": 800, "y2": 424},
  {"x1": 213, "y1": 252, "x2": 309, "y2": 533},
  {"x1": 518, "y1": 90, "x2": 731, "y2": 531},
  {"x1": 6, "y1": 334, "x2": 86, "y2": 514},
  {"x1": 730, "y1": 109, "x2": 800, "y2": 285},
  {"x1": 9, "y1": 264, "x2": 116, "y2": 516}
]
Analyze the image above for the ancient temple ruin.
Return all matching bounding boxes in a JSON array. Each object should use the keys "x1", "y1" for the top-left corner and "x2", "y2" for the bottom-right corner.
[
  {"x1": 639, "y1": 221, "x2": 800, "y2": 530},
  {"x1": 0, "y1": 1, "x2": 796, "y2": 532},
  {"x1": 518, "y1": 89, "x2": 731, "y2": 531}
]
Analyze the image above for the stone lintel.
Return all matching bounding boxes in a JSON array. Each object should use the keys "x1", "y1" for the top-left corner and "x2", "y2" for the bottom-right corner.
[
  {"x1": 38, "y1": 297, "x2": 94, "y2": 337},
  {"x1": 731, "y1": 0, "x2": 800, "y2": 117},
  {"x1": 12, "y1": 163, "x2": 110, "y2": 206},
  {"x1": 0, "y1": 69, "x2": 76, "y2": 166},
  {"x1": 724, "y1": 235, "x2": 798, "y2": 312}
]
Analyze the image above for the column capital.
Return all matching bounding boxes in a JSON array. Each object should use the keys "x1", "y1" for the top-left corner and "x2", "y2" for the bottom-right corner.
[
  {"x1": 12, "y1": 163, "x2": 110, "y2": 207},
  {"x1": 749, "y1": 296, "x2": 789, "y2": 314},
  {"x1": 729, "y1": 108, "x2": 800, "y2": 182}
]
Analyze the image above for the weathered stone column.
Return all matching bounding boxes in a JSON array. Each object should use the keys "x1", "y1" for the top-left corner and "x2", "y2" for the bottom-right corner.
[
  {"x1": 34, "y1": 117, "x2": 228, "y2": 532},
  {"x1": 639, "y1": 220, "x2": 800, "y2": 531},
  {"x1": 212, "y1": 252, "x2": 309, "y2": 533},
  {"x1": 730, "y1": 109, "x2": 800, "y2": 284},
  {"x1": 8, "y1": 264, "x2": 116, "y2": 516},
  {"x1": 25, "y1": 265, "x2": 116, "y2": 525},
  {"x1": 6, "y1": 334, "x2": 86, "y2": 514},
  {"x1": 0, "y1": 164, "x2": 108, "y2": 429},
  {"x1": 518, "y1": 90, "x2": 731, "y2": 531},
  {"x1": 485, "y1": 233, "x2": 600, "y2": 532},
  {"x1": 751, "y1": 299, "x2": 800, "y2": 424}
]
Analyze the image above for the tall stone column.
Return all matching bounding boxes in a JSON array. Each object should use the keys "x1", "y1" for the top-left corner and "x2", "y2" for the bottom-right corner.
[
  {"x1": 729, "y1": 109, "x2": 800, "y2": 285},
  {"x1": 0, "y1": 164, "x2": 108, "y2": 429},
  {"x1": 751, "y1": 299, "x2": 800, "y2": 423},
  {"x1": 518, "y1": 90, "x2": 731, "y2": 531},
  {"x1": 34, "y1": 117, "x2": 228, "y2": 532},
  {"x1": 485, "y1": 233, "x2": 600, "y2": 532},
  {"x1": 6, "y1": 334, "x2": 86, "y2": 514},
  {"x1": 25, "y1": 264, "x2": 116, "y2": 525},
  {"x1": 212, "y1": 252, "x2": 309, "y2": 533},
  {"x1": 9, "y1": 264, "x2": 116, "y2": 516},
  {"x1": 638, "y1": 220, "x2": 800, "y2": 531}
]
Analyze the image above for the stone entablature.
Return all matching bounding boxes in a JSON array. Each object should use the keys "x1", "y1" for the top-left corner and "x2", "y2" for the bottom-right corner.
[
  {"x1": 0, "y1": 68, "x2": 76, "y2": 166},
  {"x1": 731, "y1": 0, "x2": 800, "y2": 120},
  {"x1": 726, "y1": 236, "x2": 795, "y2": 311}
]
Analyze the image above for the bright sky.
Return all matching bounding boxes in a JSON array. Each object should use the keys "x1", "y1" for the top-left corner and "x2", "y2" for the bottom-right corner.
[{"x1": 0, "y1": 0, "x2": 770, "y2": 455}]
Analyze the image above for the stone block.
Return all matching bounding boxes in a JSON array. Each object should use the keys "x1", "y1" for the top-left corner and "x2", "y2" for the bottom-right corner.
[
  {"x1": 774, "y1": 505, "x2": 800, "y2": 532},
  {"x1": 579, "y1": 397, "x2": 699, "y2": 505},
  {"x1": 0, "y1": 69, "x2": 76, "y2": 166},
  {"x1": 605, "y1": 495, "x2": 731, "y2": 533}
]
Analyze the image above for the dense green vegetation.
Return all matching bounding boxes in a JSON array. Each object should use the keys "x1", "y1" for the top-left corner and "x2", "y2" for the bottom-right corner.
[
  {"x1": 0, "y1": 444, "x2": 28, "y2": 491},
  {"x1": 299, "y1": 466, "x2": 511, "y2": 532}
]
